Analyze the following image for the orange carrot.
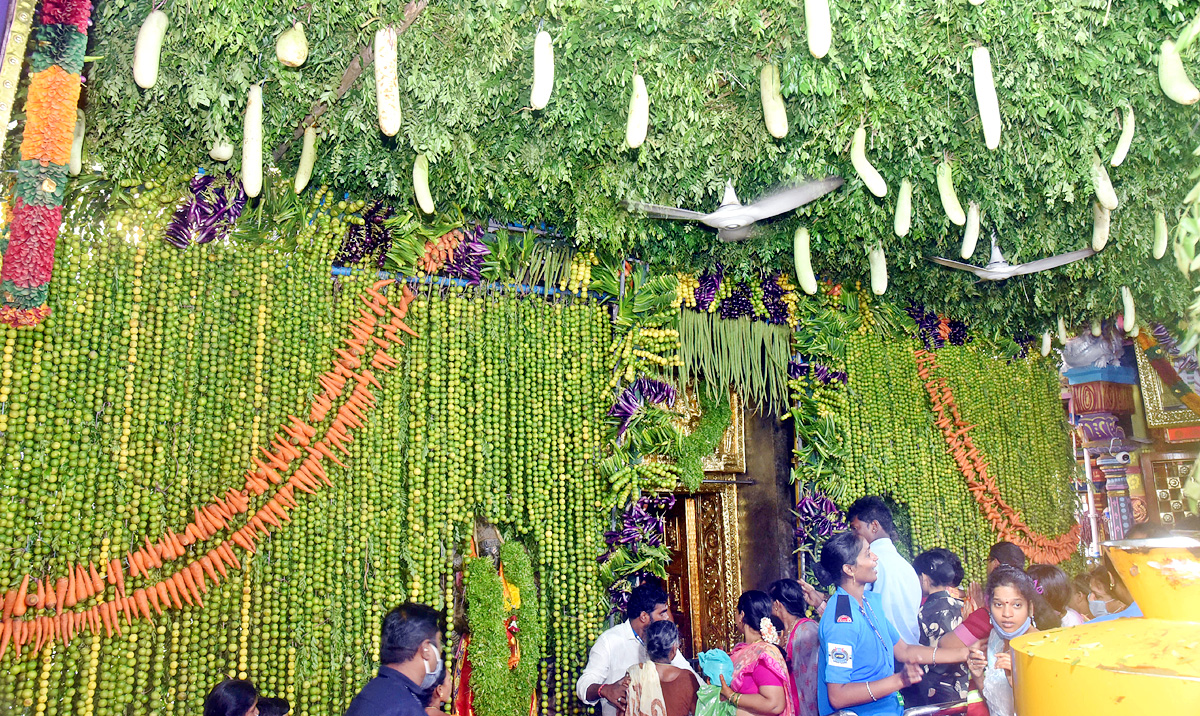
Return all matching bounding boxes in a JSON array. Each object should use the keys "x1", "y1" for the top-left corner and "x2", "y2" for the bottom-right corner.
[
  {"x1": 34, "y1": 577, "x2": 46, "y2": 611},
  {"x1": 361, "y1": 297, "x2": 386, "y2": 315},
  {"x1": 231, "y1": 530, "x2": 255, "y2": 554},
  {"x1": 0, "y1": 619, "x2": 11, "y2": 659},
  {"x1": 64, "y1": 567, "x2": 77, "y2": 608},
  {"x1": 10, "y1": 576, "x2": 29, "y2": 619},
  {"x1": 372, "y1": 278, "x2": 395, "y2": 291},
  {"x1": 53, "y1": 578, "x2": 68, "y2": 616},
  {"x1": 176, "y1": 569, "x2": 201, "y2": 606},
  {"x1": 388, "y1": 316, "x2": 419, "y2": 338},
  {"x1": 2, "y1": 588, "x2": 17, "y2": 621}
]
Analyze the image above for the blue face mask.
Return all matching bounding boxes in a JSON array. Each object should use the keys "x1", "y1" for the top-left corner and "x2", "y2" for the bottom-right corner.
[
  {"x1": 1088, "y1": 598, "x2": 1109, "y2": 617},
  {"x1": 989, "y1": 613, "x2": 1033, "y2": 640}
]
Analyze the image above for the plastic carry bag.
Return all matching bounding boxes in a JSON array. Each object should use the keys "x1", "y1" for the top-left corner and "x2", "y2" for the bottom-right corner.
[
  {"x1": 697, "y1": 649, "x2": 734, "y2": 686},
  {"x1": 695, "y1": 684, "x2": 735, "y2": 716}
]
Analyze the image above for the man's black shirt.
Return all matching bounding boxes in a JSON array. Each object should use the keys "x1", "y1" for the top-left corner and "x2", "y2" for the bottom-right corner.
[{"x1": 343, "y1": 666, "x2": 427, "y2": 716}]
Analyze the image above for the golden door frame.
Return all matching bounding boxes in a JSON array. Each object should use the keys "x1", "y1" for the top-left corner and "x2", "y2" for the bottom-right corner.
[{"x1": 662, "y1": 388, "x2": 745, "y2": 652}]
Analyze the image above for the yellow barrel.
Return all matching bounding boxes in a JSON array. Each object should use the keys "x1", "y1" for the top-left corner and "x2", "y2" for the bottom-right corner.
[{"x1": 1011, "y1": 537, "x2": 1200, "y2": 714}]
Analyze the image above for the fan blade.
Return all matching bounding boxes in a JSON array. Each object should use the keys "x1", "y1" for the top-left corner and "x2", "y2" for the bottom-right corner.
[
  {"x1": 929, "y1": 256, "x2": 984, "y2": 273},
  {"x1": 742, "y1": 176, "x2": 844, "y2": 221},
  {"x1": 620, "y1": 199, "x2": 706, "y2": 222},
  {"x1": 1006, "y1": 248, "x2": 1097, "y2": 277},
  {"x1": 718, "y1": 224, "x2": 758, "y2": 242}
]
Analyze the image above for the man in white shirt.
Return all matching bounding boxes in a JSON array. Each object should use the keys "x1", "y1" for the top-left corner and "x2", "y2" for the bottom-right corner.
[
  {"x1": 846, "y1": 496, "x2": 922, "y2": 645},
  {"x1": 576, "y1": 583, "x2": 695, "y2": 716}
]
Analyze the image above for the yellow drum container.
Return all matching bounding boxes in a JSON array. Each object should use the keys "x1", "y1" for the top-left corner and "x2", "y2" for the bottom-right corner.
[{"x1": 1011, "y1": 537, "x2": 1200, "y2": 715}]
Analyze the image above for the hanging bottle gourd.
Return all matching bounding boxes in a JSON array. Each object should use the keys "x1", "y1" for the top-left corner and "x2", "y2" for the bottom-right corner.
[
  {"x1": 1159, "y1": 40, "x2": 1200, "y2": 105},
  {"x1": 1091, "y1": 153, "x2": 1119, "y2": 210},
  {"x1": 805, "y1": 0, "x2": 831, "y2": 59},
  {"x1": 1110, "y1": 106, "x2": 1134, "y2": 167},
  {"x1": 961, "y1": 202, "x2": 980, "y2": 259},
  {"x1": 972, "y1": 46, "x2": 1001, "y2": 150},
  {"x1": 242, "y1": 84, "x2": 263, "y2": 198},
  {"x1": 893, "y1": 179, "x2": 912, "y2": 237},
  {"x1": 276, "y1": 22, "x2": 308, "y2": 68},
  {"x1": 69, "y1": 111, "x2": 85, "y2": 176},
  {"x1": 1120, "y1": 286, "x2": 1136, "y2": 334},
  {"x1": 851, "y1": 125, "x2": 886, "y2": 197},
  {"x1": 937, "y1": 160, "x2": 966, "y2": 226},
  {"x1": 625, "y1": 73, "x2": 649, "y2": 149},
  {"x1": 1154, "y1": 211, "x2": 1169, "y2": 260},
  {"x1": 294, "y1": 126, "x2": 317, "y2": 194},
  {"x1": 868, "y1": 243, "x2": 887, "y2": 295},
  {"x1": 132, "y1": 9, "x2": 169, "y2": 89},
  {"x1": 1092, "y1": 201, "x2": 1110, "y2": 251},
  {"x1": 1057, "y1": 317, "x2": 1069, "y2": 345},
  {"x1": 760, "y1": 64, "x2": 788, "y2": 139},
  {"x1": 413, "y1": 154, "x2": 435, "y2": 214},
  {"x1": 1040, "y1": 331, "x2": 1053, "y2": 357},
  {"x1": 530, "y1": 31, "x2": 554, "y2": 110},
  {"x1": 794, "y1": 227, "x2": 818, "y2": 295},
  {"x1": 375, "y1": 28, "x2": 401, "y2": 136}
]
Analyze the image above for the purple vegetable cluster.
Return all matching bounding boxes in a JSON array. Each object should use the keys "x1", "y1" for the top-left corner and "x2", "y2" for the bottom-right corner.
[
  {"x1": 694, "y1": 266, "x2": 723, "y2": 310},
  {"x1": 442, "y1": 225, "x2": 490, "y2": 285},
  {"x1": 906, "y1": 303, "x2": 970, "y2": 351},
  {"x1": 794, "y1": 491, "x2": 845, "y2": 546},
  {"x1": 601, "y1": 495, "x2": 676, "y2": 614},
  {"x1": 788, "y1": 355, "x2": 847, "y2": 385},
  {"x1": 609, "y1": 377, "x2": 677, "y2": 438},
  {"x1": 335, "y1": 201, "x2": 395, "y2": 268},
  {"x1": 717, "y1": 281, "x2": 755, "y2": 320},
  {"x1": 164, "y1": 172, "x2": 247, "y2": 249}
]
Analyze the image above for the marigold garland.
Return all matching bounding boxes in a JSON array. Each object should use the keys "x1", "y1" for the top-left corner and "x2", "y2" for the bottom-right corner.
[
  {"x1": 914, "y1": 348, "x2": 1081, "y2": 563},
  {"x1": 0, "y1": 0, "x2": 93, "y2": 326}
]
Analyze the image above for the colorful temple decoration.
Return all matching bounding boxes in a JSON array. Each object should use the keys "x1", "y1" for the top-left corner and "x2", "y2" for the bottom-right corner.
[{"x1": 0, "y1": 0, "x2": 93, "y2": 326}]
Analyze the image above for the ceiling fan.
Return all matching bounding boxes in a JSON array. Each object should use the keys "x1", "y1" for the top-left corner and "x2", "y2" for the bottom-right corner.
[
  {"x1": 619, "y1": 176, "x2": 844, "y2": 242},
  {"x1": 929, "y1": 233, "x2": 1097, "y2": 281}
]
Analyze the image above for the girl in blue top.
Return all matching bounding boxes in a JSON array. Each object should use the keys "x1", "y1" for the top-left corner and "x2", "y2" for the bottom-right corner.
[{"x1": 815, "y1": 533, "x2": 970, "y2": 716}]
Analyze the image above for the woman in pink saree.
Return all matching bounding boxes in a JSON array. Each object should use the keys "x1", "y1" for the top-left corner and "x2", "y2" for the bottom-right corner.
[{"x1": 717, "y1": 591, "x2": 795, "y2": 716}]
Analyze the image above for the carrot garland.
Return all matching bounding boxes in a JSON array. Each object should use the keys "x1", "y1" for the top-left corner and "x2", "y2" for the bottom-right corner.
[
  {"x1": 914, "y1": 348, "x2": 1080, "y2": 563},
  {"x1": 0, "y1": 283, "x2": 418, "y2": 658}
]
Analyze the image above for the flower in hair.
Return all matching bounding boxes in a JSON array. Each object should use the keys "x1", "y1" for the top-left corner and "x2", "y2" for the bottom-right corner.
[{"x1": 758, "y1": 617, "x2": 780, "y2": 646}]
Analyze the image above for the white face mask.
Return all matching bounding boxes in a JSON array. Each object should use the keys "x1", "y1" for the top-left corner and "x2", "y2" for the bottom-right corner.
[{"x1": 420, "y1": 643, "x2": 444, "y2": 691}]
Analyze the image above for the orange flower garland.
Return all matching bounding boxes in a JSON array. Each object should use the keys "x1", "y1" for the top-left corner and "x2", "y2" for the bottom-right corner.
[{"x1": 914, "y1": 348, "x2": 1081, "y2": 563}]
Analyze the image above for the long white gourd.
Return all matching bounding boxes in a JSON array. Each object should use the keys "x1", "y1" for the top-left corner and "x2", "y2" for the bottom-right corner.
[
  {"x1": 132, "y1": 10, "x2": 169, "y2": 89},
  {"x1": 1110, "y1": 106, "x2": 1134, "y2": 167},
  {"x1": 374, "y1": 28, "x2": 401, "y2": 136},
  {"x1": 972, "y1": 46, "x2": 1001, "y2": 150},
  {"x1": 794, "y1": 227, "x2": 818, "y2": 295},
  {"x1": 1041, "y1": 331, "x2": 1052, "y2": 357},
  {"x1": 937, "y1": 160, "x2": 965, "y2": 226},
  {"x1": 760, "y1": 64, "x2": 788, "y2": 139},
  {"x1": 530, "y1": 31, "x2": 554, "y2": 110},
  {"x1": 1092, "y1": 201, "x2": 1110, "y2": 251},
  {"x1": 805, "y1": 0, "x2": 831, "y2": 59},
  {"x1": 1091, "y1": 153, "x2": 1118, "y2": 210},
  {"x1": 413, "y1": 154, "x2": 435, "y2": 214},
  {"x1": 868, "y1": 244, "x2": 887, "y2": 295},
  {"x1": 1160, "y1": 40, "x2": 1200, "y2": 106},
  {"x1": 961, "y1": 202, "x2": 981, "y2": 259},
  {"x1": 893, "y1": 178, "x2": 912, "y2": 237},
  {"x1": 293, "y1": 126, "x2": 317, "y2": 194},
  {"x1": 1057, "y1": 317, "x2": 1069, "y2": 344},
  {"x1": 242, "y1": 84, "x2": 263, "y2": 198},
  {"x1": 851, "y1": 125, "x2": 886, "y2": 197},
  {"x1": 1154, "y1": 210, "x2": 1169, "y2": 260},
  {"x1": 626, "y1": 74, "x2": 649, "y2": 149},
  {"x1": 1091, "y1": 320, "x2": 1103, "y2": 337},
  {"x1": 1120, "y1": 286, "x2": 1136, "y2": 333},
  {"x1": 69, "y1": 110, "x2": 85, "y2": 176}
]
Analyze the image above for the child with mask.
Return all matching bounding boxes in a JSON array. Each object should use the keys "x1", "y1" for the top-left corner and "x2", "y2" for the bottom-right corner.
[{"x1": 965, "y1": 567, "x2": 1059, "y2": 716}]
